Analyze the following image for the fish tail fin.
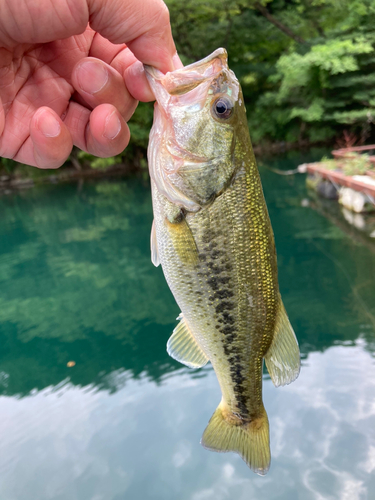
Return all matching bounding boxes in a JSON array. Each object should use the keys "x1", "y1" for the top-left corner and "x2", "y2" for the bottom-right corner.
[{"x1": 201, "y1": 401, "x2": 270, "y2": 475}]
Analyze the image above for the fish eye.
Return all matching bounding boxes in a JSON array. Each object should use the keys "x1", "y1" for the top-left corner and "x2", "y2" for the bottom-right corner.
[{"x1": 212, "y1": 96, "x2": 234, "y2": 120}]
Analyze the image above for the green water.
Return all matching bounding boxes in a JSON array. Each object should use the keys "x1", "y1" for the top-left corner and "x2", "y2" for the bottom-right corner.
[{"x1": 0, "y1": 154, "x2": 375, "y2": 500}]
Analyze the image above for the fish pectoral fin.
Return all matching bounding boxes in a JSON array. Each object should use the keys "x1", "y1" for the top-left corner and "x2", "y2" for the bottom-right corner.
[
  {"x1": 150, "y1": 220, "x2": 160, "y2": 267},
  {"x1": 165, "y1": 215, "x2": 199, "y2": 266},
  {"x1": 201, "y1": 401, "x2": 270, "y2": 475},
  {"x1": 167, "y1": 313, "x2": 209, "y2": 368},
  {"x1": 264, "y1": 298, "x2": 300, "y2": 387}
]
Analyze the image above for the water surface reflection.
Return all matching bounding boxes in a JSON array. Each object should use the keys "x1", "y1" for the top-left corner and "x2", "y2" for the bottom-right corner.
[
  {"x1": 0, "y1": 155, "x2": 374, "y2": 499},
  {"x1": 1, "y1": 344, "x2": 374, "y2": 500}
]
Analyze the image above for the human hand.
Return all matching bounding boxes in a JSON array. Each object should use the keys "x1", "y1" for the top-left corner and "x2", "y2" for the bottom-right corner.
[{"x1": 0, "y1": 0, "x2": 182, "y2": 169}]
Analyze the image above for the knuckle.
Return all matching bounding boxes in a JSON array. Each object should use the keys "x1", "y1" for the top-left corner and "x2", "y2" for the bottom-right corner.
[
  {"x1": 149, "y1": 1, "x2": 171, "y2": 32},
  {"x1": 158, "y1": 2, "x2": 171, "y2": 24}
]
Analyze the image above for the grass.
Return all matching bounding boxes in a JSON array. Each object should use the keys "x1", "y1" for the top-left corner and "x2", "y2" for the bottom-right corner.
[{"x1": 320, "y1": 153, "x2": 375, "y2": 177}]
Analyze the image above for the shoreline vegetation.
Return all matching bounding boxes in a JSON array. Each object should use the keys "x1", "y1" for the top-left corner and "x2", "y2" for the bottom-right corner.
[
  {"x1": 1, "y1": 0, "x2": 375, "y2": 183},
  {"x1": 0, "y1": 139, "x2": 324, "y2": 194}
]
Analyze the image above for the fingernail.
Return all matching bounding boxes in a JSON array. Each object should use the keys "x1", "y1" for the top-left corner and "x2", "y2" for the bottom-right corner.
[
  {"x1": 77, "y1": 61, "x2": 109, "y2": 94},
  {"x1": 103, "y1": 111, "x2": 121, "y2": 140},
  {"x1": 36, "y1": 109, "x2": 61, "y2": 137}
]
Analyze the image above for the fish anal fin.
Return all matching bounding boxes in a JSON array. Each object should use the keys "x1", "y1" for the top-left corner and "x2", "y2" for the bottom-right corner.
[
  {"x1": 165, "y1": 215, "x2": 199, "y2": 266},
  {"x1": 264, "y1": 299, "x2": 300, "y2": 387},
  {"x1": 167, "y1": 313, "x2": 209, "y2": 368},
  {"x1": 150, "y1": 220, "x2": 160, "y2": 267},
  {"x1": 201, "y1": 401, "x2": 270, "y2": 475}
]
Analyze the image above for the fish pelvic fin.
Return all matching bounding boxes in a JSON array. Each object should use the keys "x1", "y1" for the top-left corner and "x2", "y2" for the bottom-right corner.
[
  {"x1": 201, "y1": 401, "x2": 270, "y2": 475},
  {"x1": 167, "y1": 313, "x2": 209, "y2": 369},
  {"x1": 264, "y1": 298, "x2": 300, "y2": 387}
]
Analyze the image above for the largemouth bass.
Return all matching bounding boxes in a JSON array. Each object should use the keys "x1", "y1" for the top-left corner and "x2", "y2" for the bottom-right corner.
[{"x1": 145, "y1": 48, "x2": 300, "y2": 475}]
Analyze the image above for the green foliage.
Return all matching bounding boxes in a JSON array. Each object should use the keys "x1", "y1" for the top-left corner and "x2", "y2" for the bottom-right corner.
[
  {"x1": 0, "y1": 157, "x2": 17, "y2": 173},
  {"x1": 277, "y1": 39, "x2": 373, "y2": 98},
  {"x1": 77, "y1": 152, "x2": 122, "y2": 170},
  {"x1": 319, "y1": 152, "x2": 375, "y2": 176},
  {"x1": 341, "y1": 152, "x2": 374, "y2": 176},
  {"x1": 127, "y1": 101, "x2": 154, "y2": 150},
  {"x1": 320, "y1": 156, "x2": 337, "y2": 170},
  {"x1": 165, "y1": 0, "x2": 375, "y2": 146}
]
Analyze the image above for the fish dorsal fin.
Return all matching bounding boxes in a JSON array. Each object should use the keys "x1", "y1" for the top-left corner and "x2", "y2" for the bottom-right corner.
[
  {"x1": 167, "y1": 313, "x2": 209, "y2": 368},
  {"x1": 150, "y1": 220, "x2": 160, "y2": 267},
  {"x1": 165, "y1": 215, "x2": 199, "y2": 266},
  {"x1": 264, "y1": 299, "x2": 300, "y2": 387}
]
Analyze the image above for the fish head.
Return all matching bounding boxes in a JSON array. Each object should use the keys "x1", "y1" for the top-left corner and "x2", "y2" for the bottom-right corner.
[{"x1": 145, "y1": 48, "x2": 249, "y2": 211}]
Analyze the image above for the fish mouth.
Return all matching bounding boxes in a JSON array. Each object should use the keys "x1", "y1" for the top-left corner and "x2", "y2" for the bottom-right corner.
[{"x1": 144, "y1": 48, "x2": 229, "y2": 97}]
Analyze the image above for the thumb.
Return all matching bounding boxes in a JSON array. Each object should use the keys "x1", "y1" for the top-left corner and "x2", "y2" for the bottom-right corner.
[{"x1": 88, "y1": 0, "x2": 177, "y2": 73}]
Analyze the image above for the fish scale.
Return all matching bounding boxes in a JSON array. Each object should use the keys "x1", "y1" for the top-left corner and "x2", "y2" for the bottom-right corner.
[{"x1": 146, "y1": 48, "x2": 300, "y2": 475}]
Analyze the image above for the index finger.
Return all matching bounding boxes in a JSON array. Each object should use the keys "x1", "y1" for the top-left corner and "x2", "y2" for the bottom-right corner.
[{"x1": 88, "y1": 0, "x2": 177, "y2": 73}]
